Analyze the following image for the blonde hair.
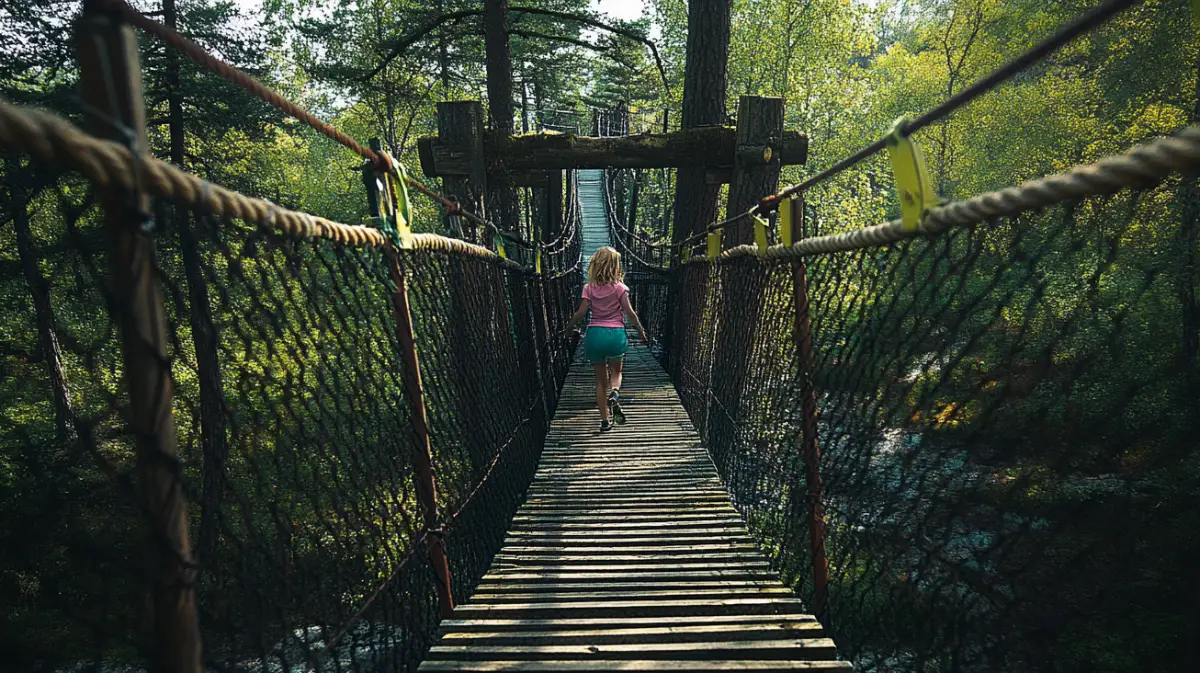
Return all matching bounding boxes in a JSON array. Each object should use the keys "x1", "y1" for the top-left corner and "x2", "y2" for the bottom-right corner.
[{"x1": 588, "y1": 246, "x2": 624, "y2": 285}]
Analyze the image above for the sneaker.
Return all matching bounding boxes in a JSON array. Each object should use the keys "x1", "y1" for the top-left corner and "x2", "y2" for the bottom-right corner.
[
  {"x1": 608, "y1": 390, "x2": 626, "y2": 426},
  {"x1": 600, "y1": 419, "x2": 612, "y2": 432}
]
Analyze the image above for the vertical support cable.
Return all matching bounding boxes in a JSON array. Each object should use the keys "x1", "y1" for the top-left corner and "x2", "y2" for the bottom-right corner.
[
  {"x1": 387, "y1": 250, "x2": 456, "y2": 619},
  {"x1": 77, "y1": 1, "x2": 202, "y2": 670},
  {"x1": 790, "y1": 197, "x2": 829, "y2": 620}
]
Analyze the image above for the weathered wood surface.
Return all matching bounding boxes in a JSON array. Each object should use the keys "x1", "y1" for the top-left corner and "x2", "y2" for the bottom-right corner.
[
  {"x1": 418, "y1": 126, "x2": 808, "y2": 175},
  {"x1": 418, "y1": 347, "x2": 849, "y2": 672},
  {"x1": 577, "y1": 170, "x2": 609, "y2": 277}
]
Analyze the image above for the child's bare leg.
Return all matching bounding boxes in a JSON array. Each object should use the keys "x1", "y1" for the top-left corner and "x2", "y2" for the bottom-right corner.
[
  {"x1": 593, "y1": 362, "x2": 610, "y2": 422},
  {"x1": 608, "y1": 357, "x2": 624, "y2": 392}
]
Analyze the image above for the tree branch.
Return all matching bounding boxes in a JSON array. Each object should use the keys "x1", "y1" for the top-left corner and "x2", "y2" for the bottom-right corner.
[
  {"x1": 363, "y1": 6, "x2": 669, "y2": 93},
  {"x1": 364, "y1": 9, "x2": 482, "y2": 82},
  {"x1": 508, "y1": 29, "x2": 637, "y2": 72},
  {"x1": 509, "y1": 6, "x2": 668, "y2": 91}
]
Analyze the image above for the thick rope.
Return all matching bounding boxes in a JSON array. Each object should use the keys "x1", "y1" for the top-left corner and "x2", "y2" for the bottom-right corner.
[
  {"x1": 99, "y1": 0, "x2": 517, "y2": 245},
  {"x1": 0, "y1": 98, "x2": 527, "y2": 270},
  {"x1": 409, "y1": 233, "x2": 526, "y2": 271},
  {"x1": 721, "y1": 125, "x2": 1200, "y2": 262},
  {"x1": 0, "y1": 100, "x2": 386, "y2": 246}
]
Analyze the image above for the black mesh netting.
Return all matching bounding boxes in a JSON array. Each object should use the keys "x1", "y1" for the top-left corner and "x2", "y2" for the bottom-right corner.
[
  {"x1": 0, "y1": 172, "x2": 579, "y2": 672},
  {"x1": 664, "y1": 182, "x2": 1200, "y2": 671},
  {"x1": 605, "y1": 168, "x2": 672, "y2": 358}
]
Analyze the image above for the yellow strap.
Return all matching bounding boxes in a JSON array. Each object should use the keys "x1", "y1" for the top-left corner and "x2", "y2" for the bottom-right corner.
[
  {"x1": 885, "y1": 117, "x2": 939, "y2": 232},
  {"x1": 379, "y1": 172, "x2": 395, "y2": 217},
  {"x1": 706, "y1": 229, "x2": 722, "y2": 260},
  {"x1": 753, "y1": 215, "x2": 769, "y2": 253},
  {"x1": 494, "y1": 233, "x2": 507, "y2": 259},
  {"x1": 681, "y1": 245, "x2": 693, "y2": 264},
  {"x1": 379, "y1": 151, "x2": 414, "y2": 248},
  {"x1": 778, "y1": 196, "x2": 793, "y2": 247},
  {"x1": 535, "y1": 248, "x2": 542, "y2": 274}
]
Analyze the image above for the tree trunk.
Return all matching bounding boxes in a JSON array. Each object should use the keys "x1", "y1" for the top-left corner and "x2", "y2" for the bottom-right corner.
[
  {"x1": 8, "y1": 161, "x2": 75, "y2": 441},
  {"x1": 484, "y1": 0, "x2": 542, "y2": 421},
  {"x1": 483, "y1": 0, "x2": 521, "y2": 238},
  {"x1": 671, "y1": 0, "x2": 731, "y2": 244},
  {"x1": 484, "y1": 0, "x2": 515, "y2": 136},
  {"x1": 165, "y1": 0, "x2": 228, "y2": 566},
  {"x1": 1179, "y1": 58, "x2": 1200, "y2": 396},
  {"x1": 663, "y1": 0, "x2": 731, "y2": 370},
  {"x1": 437, "y1": 0, "x2": 450, "y2": 91},
  {"x1": 521, "y1": 77, "x2": 530, "y2": 133}
]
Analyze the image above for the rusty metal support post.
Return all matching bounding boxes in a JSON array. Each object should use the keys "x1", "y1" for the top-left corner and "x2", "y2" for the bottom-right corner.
[
  {"x1": 364, "y1": 143, "x2": 456, "y2": 619},
  {"x1": 77, "y1": 2, "x2": 202, "y2": 670},
  {"x1": 789, "y1": 197, "x2": 829, "y2": 619},
  {"x1": 387, "y1": 252, "x2": 456, "y2": 619}
]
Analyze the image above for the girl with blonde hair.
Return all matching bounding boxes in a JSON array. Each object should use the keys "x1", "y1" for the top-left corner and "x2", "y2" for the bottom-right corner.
[{"x1": 565, "y1": 246, "x2": 648, "y2": 432}]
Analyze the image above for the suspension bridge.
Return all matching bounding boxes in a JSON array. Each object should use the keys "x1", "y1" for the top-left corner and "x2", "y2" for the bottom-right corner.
[{"x1": 2, "y1": 1, "x2": 1199, "y2": 672}]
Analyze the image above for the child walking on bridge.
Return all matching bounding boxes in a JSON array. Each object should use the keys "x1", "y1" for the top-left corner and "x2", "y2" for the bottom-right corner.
[{"x1": 566, "y1": 246, "x2": 648, "y2": 432}]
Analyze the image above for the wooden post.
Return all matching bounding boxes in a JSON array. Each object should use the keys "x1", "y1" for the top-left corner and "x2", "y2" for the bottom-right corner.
[
  {"x1": 436, "y1": 101, "x2": 487, "y2": 241},
  {"x1": 790, "y1": 198, "x2": 829, "y2": 620},
  {"x1": 77, "y1": 2, "x2": 202, "y2": 671},
  {"x1": 546, "y1": 169, "x2": 564, "y2": 241},
  {"x1": 726, "y1": 96, "x2": 784, "y2": 246},
  {"x1": 705, "y1": 95, "x2": 784, "y2": 494},
  {"x1": 628, "y1": 169, "x2": 643, "y2": 236},
  {"x1": 386, "y1": 252, "x2": 456, "y2": 619}
]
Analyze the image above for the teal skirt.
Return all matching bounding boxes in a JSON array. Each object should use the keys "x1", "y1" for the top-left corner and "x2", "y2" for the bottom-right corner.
[{"x1": 584, "y1": 326, "x2": 628, "y2": 363}]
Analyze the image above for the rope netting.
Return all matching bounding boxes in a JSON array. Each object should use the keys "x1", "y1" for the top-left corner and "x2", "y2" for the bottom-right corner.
[
  {"x1": 603, "y1": 168, "x2": 672, "y2": 358},
  {"x1": 0, "y1": 131, "x2": 581, "y2": 673},
  {"x1": 663, "y1": 176, "x2": 1200, "y2": 669}
]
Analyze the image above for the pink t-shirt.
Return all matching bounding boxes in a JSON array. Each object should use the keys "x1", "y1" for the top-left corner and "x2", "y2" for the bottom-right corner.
[{"x1": 583, "y1": 282, "x2": 628, "y2": 328}]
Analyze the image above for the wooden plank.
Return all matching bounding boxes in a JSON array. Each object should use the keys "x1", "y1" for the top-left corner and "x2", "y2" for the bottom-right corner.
[
  {"x1": 449, "y1": 597, "x2": 810, "y2": 619},
  {"x1": 427, "y1": 639, "x2": 838, "y2": 661},
  {"x1": 507, "y1": 526, "x2": 751, "y2": 537},
  {"x1": 469, "y1": 587, "x2": 795, "y2": 602},
  {"x1": 439, "y1": 622, "x2": 823, "y2": 645},
  {"x1": 486, "y1": 562, "x2": 775, "y2": 574},
  {"x1": 419, "y1": 127, "x2": 808, "y2": 174},
  {"x1": 419, "y1": 660, "x2": 852, "y2": 671},
  {"x1": 480, "y1": 570, "x2": 783, "y2": 583},
  {"x1": 474, "y1": 581, "x2": 786, "y2": 593},
  {"x1": 501, "y1": 537, "x2": 757, "y2": 549}
]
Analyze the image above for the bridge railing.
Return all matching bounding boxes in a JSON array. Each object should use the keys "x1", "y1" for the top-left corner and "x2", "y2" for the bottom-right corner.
[
  {"x1": 668, "y1": 169, "x2": 1200, "y2": 669},
  {"x1": 599, "y1": 2, "x2": 1200, "y2": 669},
  {"x1": 0, "y1": 4, "x2": 580, "y2": 672}
]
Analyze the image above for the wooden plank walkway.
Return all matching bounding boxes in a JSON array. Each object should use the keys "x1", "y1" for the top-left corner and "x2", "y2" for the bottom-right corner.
[
  {"x1": 577, "y1": 169, "x2": 610, "y2": 276},
  {"x1": 419, "y1": 345, "x2": 850, "y2": 672}
]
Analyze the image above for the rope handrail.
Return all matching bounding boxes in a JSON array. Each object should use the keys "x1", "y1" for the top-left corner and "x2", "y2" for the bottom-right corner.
[
  {"x1": 711, "y1": 124, "x2": 1200, "y2": 263},
  {"x1": 98, "y1": 0, "x2": 529, "y2": 248},
  {"x1": 0, "y1": 97, "x2": 528, "y2": 270},
  {"x1": 671, "y1": 0, "x2": 1147, "y2": 250}
]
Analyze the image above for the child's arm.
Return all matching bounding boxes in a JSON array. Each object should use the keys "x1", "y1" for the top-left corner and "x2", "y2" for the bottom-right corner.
[
  {"x1": 565, "y1": 298, "x2": 590, "y2": 332},
  {"x1": 619, "y1": 292, "x2": 648, "y2": 344}
]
